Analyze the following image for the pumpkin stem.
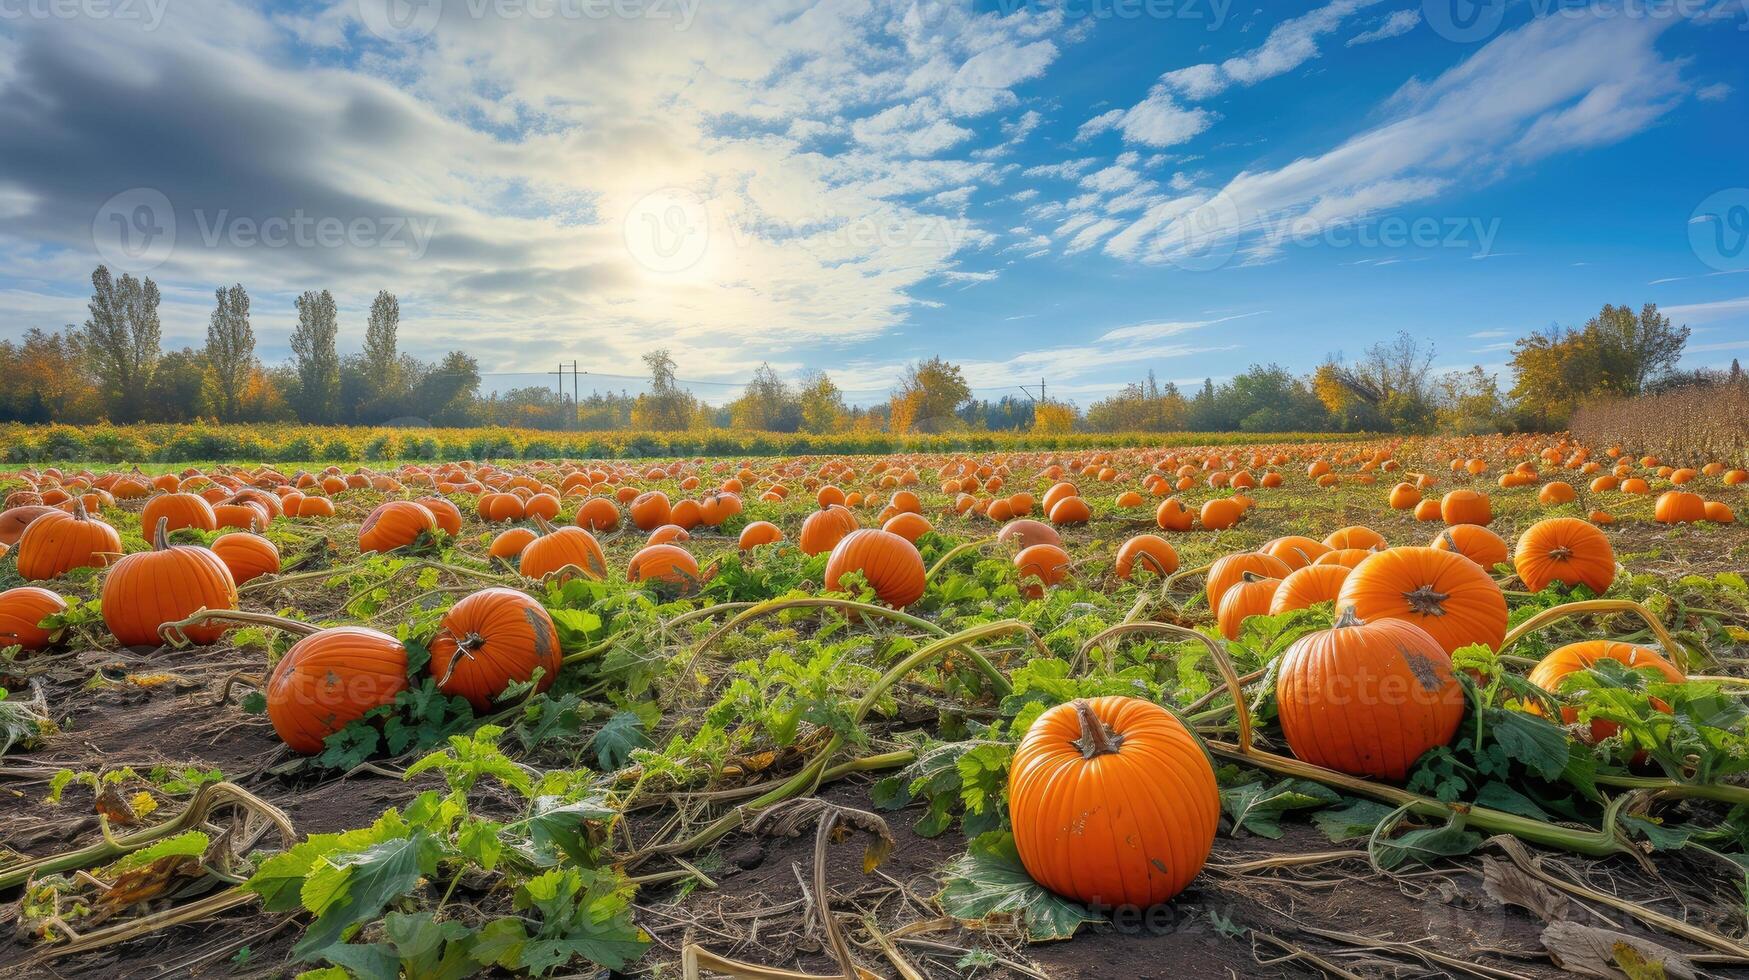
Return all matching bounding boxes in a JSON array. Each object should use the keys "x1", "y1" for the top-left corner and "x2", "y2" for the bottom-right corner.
[
  {"x1": 1548, "y1": 546, "x2": 1573, "y2": 561},
  {"x1": 1070, "y1": 699, "x2": 1124, "y2": 759},
  {"x1": 1403, "y1": 585, "x2": 1450, "y2": 616},
  {"x1": 533, "y1": 514, "x2": 556, "y2": 535},
  {"x1": 152, "y1": 516, "x2": 171, "y2": 551},
  {"x1": 1333, "y1": 605, "x2": 1366, "y2": 629},
  {"x1": 72, "y1": 498, "x2": 89, "y2": 521}
]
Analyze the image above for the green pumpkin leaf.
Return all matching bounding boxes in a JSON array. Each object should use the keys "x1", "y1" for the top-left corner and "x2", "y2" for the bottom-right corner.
[
  {"x1": 936, "y1": 831, "x2": 1103, "y2": 942},
  {"x1": 1483, "y1": 708, "x2": 1569, "y2": 781},
  {"x1": 1221, "y1": 778, "x2": 1340, "y2": 839}
]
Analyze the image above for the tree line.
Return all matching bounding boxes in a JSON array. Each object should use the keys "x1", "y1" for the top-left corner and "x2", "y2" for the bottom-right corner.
[{"x1": 0, "y1": 266, "x2": 1727, "y2": 435}]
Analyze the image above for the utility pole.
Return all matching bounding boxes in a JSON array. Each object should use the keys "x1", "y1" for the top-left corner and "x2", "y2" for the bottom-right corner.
[
  {"x1": 1016, "y1": 378, "x2": 1047, "y2": 403},
  {"x1": 549, "y1": 361, "x2": 579, "y2": 430}
]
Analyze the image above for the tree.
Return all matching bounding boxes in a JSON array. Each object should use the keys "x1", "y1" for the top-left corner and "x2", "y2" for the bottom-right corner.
[
  {"x1": 1435, "y1": 366, "x2": 1512, "y2": 434},
  {"x1": 797, "y1": 371, "x2": 847, "y2": 434},
  {"x1": 1084, "y1": 372, "x2": 1187, "y2": 432},
  {"x1": 1510, "y1": 303, "x2": 1690, "y2": 426},
  {"x1": 631, "y1": 349, "x2": 699, "y2": 430},
  {"x1": 290, "y1": 290, "x2": 341, "y2": 423},
  {"x1": 0, "y1": 327, "x2": 96, "y2": 423},
  {"x1": 363, "y1": 290, "x2": 402, "y2": 398},
  {"x1": 147, "y1": 348, "x2": 211, "y2": 422},
  {"x1": 1031, "y1": 400, "x2": 1076, "y2": 434},
  {"x1": 82, "y1": 265, "x2": 162, "y2": 421},
  {"x1": 1586, "y1": 303, "x2": 1689, "y2": 395},
  {"x1": 728, "y1": 363, "x2": 801, "y2": 431},
  {"x1": 1314, "y1": 333, "x2": 1436, "y2": 433},
  {"x1": 411, "y1": 351, "x2": 481, "y2": 426},
  {"x1": 890, "y1": 356, "x2": 971, "y2": 433},
  {"x1": 203, "y1": 284, "x2": 254, "y2": 421}
]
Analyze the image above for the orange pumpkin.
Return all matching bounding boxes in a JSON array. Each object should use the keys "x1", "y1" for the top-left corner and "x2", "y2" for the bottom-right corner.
[
  {"x1": 627, "y1": 543, "x2": 702, "y2": 593},
  {"x1": 1047, "y1": 495, "x2": 1092, "y2": 526},
  {"x1": 881, "y1": 512, "x2": 933, "y2": 543},
  {"x1": 1260, "y1": 535, "x2": 1329, "y2": 571},
  {"x1": 1114, "y1": 535, "x2": 1178, "y2": 581},
  {"x1": 490, "y1": 527, "x2": 538, "y2": 560},
  {"x1": 0, "y1": 505, "x2": 57, "y2": 547},
  {"x1": 267, "y1": 627, "x2": 409, "y2": 754},
  {"x1": 1205, "y1": 552, "x2": 1292, "y2": 611},
  {"x1": 428, "y1": 588, "x2": 561, "y2": 711},
  {"x1": 1009, "y1": 697, "x2": 1217, "y2": 907},
  {"x1": 519, "y1": 517, "x2": 607, "y2": 583},
  {"x1": 1526, "y1": 641, "x2": 1684, "y2": 745},
  {"x1": 1514, "y1": 517, "x2": 1614, "y2": 594},
  {"x1": 1198, "y1": 498, "x2": 1244, "y2": 531},
  {"x1": 738, "y1": 521, "x2": 783, "y2": 550},
  {"x1": 1654, "y1": 491, "x2": 1705, "y2": 524},
  {"x1": 1429, "y1": 524, "x2": 1509, "y2": 570},
  {"x1": 575, "y1": 496, "x2": 621, "y2": 532},
  {"x1": 358, "y1": 500, "x2": 438, "y2": 554},
  {"x1": 211, "y1": 526, "x2": 280, "y2": 584},
  {"x1": 1014, "y1": 543, "x2": 1071, "y2": 596},
  {"x1": 799, "y1": 505, "x2": 859, "y2": 556},
  {"x1": 1155, "y1": 497, "x2": 1194, "y2": 532},
  {"x1": 1323, "y1": 525, "x2": 1386, "y2": 551},
  {"x1": 416, "y1": 496, "x2": 464, "y2": 537},
  {"x1": 997, "y1": 519, "x2": 1060, "y2": 550},
  {"x1": 1269, "y1": 563, "x2": 1350, "y2": 614},
  {"x1": 1217, "y1": 573, "x2": 1280, "y2": 640},
  {"x1": 0, "y1": 586, "x2": 68, "y2": 650},
  {"x1": 141, "y1": 492, "x2": 219, "y2": 533},
  {"x1": 1440, "y1": 489, "x2": 1492, "y2": 526},
  {"x1": 825, "y1": 529, "x2": 926, "y2": 608},
  {"x1": 1276, "y1": 609, "x2": 1464, "y2": 780},
  {"x1": 1337, "y1": 547, "x2": 1507, "y2": 654},
  {"x1": 16, "y1": 502, "x2": 123, "y2": 581},
  {"x1": 101, "y1": 518, "x2": 238, "y2": 647}
]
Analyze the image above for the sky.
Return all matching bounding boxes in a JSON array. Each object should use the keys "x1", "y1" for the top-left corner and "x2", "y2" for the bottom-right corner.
[{"x1": 0, "y1": 0, "x2": 1746, "y2": 407}]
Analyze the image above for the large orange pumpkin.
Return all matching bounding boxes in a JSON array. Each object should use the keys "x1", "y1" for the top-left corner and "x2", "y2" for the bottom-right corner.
[
  {"x1": 358, "y1": 500, "x2": 438, "y2": 554},
  {"x1": 1276, "y1": 609, "x2": 1465, "y2": 780},
  {"x1": 1217, "y1": 573, "x2": 1280, "y2": 640},
  {"x1": 101, "y1": 518, "x2": 238, "y2": 647},
  {"x1": 519, "y1": 517, "x2": 607, "y2": 583},
  {"x1": 0, "y1": 505, "x2": 57, "y2": 547},
  {"x1": 1269, "y1": 563, "x2": 1350, "y2": 614},
  {"x1": 0, "y1": 586, "x2": 68, "y2": 650},
  {"x1": 1337, "y1": 546, "x2": 1507, "y2": 653},
  {"x1": 1205, "y1": 552, "x2": 1292, "y2": 611},
  {"x1": 997, "y1": 519, "x2": 1060, "y2": 550},
  {"x1": 1114, "y1": 535, "x2": 1178, "y2": 581},
  {"x1": 1014, "y1": 543, "x2": 1071, "y2": 596},
  {"x1": 825, "y1": 529, "x2": 926, "y2": 608},
  {"x1": 141, "y1": 492, "x2": 218, "y2": 533},
  {"x1": 627, "y1": 543, "x2": 702, "y2": 593},
  {"x1": 738, "y1": 521, "x2": 783, "y2": 550},
  {"x1": 1009, "y1": 697, "x2": 1218, "y2": 907},
  {"x1": 1514, "y1": 517, "x2": 1614, "y2": 594},
  {"x1": 1430, "y1": 524, "x2": 1508, "y2": 570},
  {"x1": 416, "y1": 497, "x2": 464, "y2": 537},
  {"x1": 267, "y1": 627, "x2": 409, "y2": 754},
  {"x1": 428, "y1": 588, "x2": 561, "y2": 712},
  {"x1": 1654, "y1": 491, "x2": 1705, "y2": 525},
  {"x1": 799, "y1": 505, "x2": 859, "y2": 556},
  {"x1": 1440, "y1": 489, "x2": 1492, "y2": 526},
  {"x1": 15, "y1": 502, "x2": 122, "y2": 580}
]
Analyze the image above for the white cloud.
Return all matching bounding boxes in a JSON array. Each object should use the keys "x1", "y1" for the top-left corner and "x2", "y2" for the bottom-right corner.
[
  {"x1": 1665, "y1": 296, "x2": 1749, "y2": 323},
  {"x1": 1347, "y1": 9, "x2": 1420, "y2": 46},
  {"x1": 1696, "y1": 82, "x2": 1732, "y2": 102},
  {"x1": 1160, "y1": 0, "x2": 1384, "y2": 101}
]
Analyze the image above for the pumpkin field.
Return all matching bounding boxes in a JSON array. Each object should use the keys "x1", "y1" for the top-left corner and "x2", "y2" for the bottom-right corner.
[{"x1": 4, "y1": 435, "x2": 1749, "y2": 980}]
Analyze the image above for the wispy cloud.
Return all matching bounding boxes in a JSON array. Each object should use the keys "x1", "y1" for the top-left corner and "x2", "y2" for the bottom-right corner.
[{"x1": 1347, "y1": 8, "x2": 1420, "y2": 46}]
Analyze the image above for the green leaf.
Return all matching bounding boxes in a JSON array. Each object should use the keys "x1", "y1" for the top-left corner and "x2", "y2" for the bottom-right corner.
[
  {"x1": 592, "y1": 710, "x2": 650, "y2": 771},
  {"x1": 469, "y1": 917, "x2": 529, "y2": 969},
  {"x1": 110, "y1": 830, "x2": 210, "y2": 871},
  {"x1": 1312, "y1": 800, "x2": 1393, "y2": 842},
  {"x1": 936, "y1": 832, "x2": 1103, "y2": 942},
  {"x1": 294, "y1": 831, "x2": 442, "y2": 959},
  {"x1": 1474, "y1": 781, "x2": 1553, "y2": 820},
  {"x1": 1221, "y1": 778, "x2": 1340, "y2": 839},
  {"x1": 511, "y1": 867, "x2": 649, "y2": 975},
  {"x1": 517, "y1": 794, "x2": 616, "y2": 867},
  {"x1": 1484, "y1": 708, "x2": 1569, "y2": 781},
  {"x1": 1371, "y1": 814, "x2": 1482, "y2": 870},
  {"x1": 241, "y1": 690, "x2": 267, "y2": 715}
]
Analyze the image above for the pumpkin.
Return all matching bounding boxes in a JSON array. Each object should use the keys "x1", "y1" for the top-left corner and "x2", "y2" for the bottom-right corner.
[
  {"x1": 1014, "y1": 543, "x2": 1071, "y2": 596},
  {"x1": 1276, "y1": 609, "x2": 1465, "y2": 780},
  {"x1": 627, "y1": 543, "x2": 702, "y2": 593},
  {"x1": 1115, "y1": 535, "x2": 1178, "y2": 581},
  {"x1": 1706, "y1": 501, "x2": 1735, "y2": 523},
  {"x1": 0, "y1": 586, "x2": 69, "y2": 650},
  {"x1": 1047, "y1": 495, "x2": 1091, "y2": 526},
  {"x1": 799, "y1": 505, "x2": 859, "y2": 556},
  {"x1": 1526, "y1": 641, "x2": 1683, "y2": 744},
  {"x1": 1388, "y1": 483, "x2": 1422, "y2": 510},
  {"x1": 1315, "y1": 547, "x2": 1374, "y2": 569},
  {"x1": 519, "y1": 517, "x2": 607, "y2": 583},
  {"x1": 997, "y1": 519, "x2": 1060, "y2": 550},
  {"x1": 825, "y1": 529, "x2": 926, "y2": 608},
  {"x1": 428, "y1": 588, "x2": 561, "y2": 711},
  {"x1": 267, "y1": 627, "x2": 409, "y2": 754},
  {"x1": 1155, "y1": 497, "x2": 1194, "y2": 532},
  {"x1": 1198, "y1": 498, "x2": 1244, "y2": 530},
  {"x1": 881, "y1": 512, "x2": 933, "y2": 543},
  {"x1": 1440, "y1": 489, "x2": 1492, "y2": 526},
  {"x1": 1260, "y1": 535, "x2": 1329, "y2": 570},
  {"x1": 358, "y1": 500, "x2": 438, "y2": 554},
  {"x1": 1009, "y1": 697, "x2": 1218, "y2": 907},
  {"x1": 16, "y1": 502, "x2": 123, "y2": 581},
  {"x1": 738, "y1": 521, "x2": 784, "y2": 550},
  {"x1": 1337, "y1": 547, "x2": 1507, "y2": 654},
  {"x1": 629, "y1": 491, "x2": 671, "y2": 531},
  {"x1": 1514, "y1": 517, "x2": 1614, "y2": 594},
  {"x1": 1654, "y1": 491, "x2": 1705, "y2": 524},
  {"x1": 416, "y1": 496, "x2": 464, "y2": 537},
  {"x1": 490, "y1": 527, "x2": 538, "y2": 560},
  {"x1": 1217, "y1": 573, "x2": 1280, "y2": 640},
  {"x1": 0, "y1": 504, "x2": 57, "y2": 547},
  {"x1": 211, "y1": 525, "x2": 280, "y2": 584},
  {"x1": 1205, "y1": 552, "x2": 1291, "y2": 610},
  {"x1": 1323, "y1": 525, "x2": 1386, "y2": 551},
  {"x1": 101, "y1": 518, "x2": 238, "y2": 647},
  {"x1": 1429, "y1": 524, "x2": 1508, "y2": 570},
  {"x1": 575, "y1": 496, "x2": 621, "y2": 531},
  {"x1": 141, "y1": 491, "x2": 219, "y2": 533},
  {"x1": 1269, "y1": 563, "x2": 1350, "y2": 614},
  {"x1": 213, "y1": 499, "x2": 269, "y2": 530}
]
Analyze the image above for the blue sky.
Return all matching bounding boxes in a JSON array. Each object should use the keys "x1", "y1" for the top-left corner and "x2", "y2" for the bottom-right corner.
[{"x1": 1, "y1": 0, "x2": 1746, "y2": 406}]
